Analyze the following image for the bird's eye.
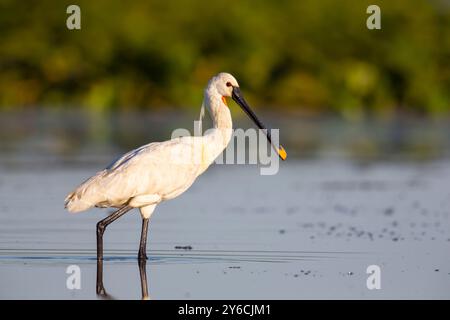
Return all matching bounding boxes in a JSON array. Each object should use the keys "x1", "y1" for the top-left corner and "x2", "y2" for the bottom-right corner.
[{"x1": 226, "y1": 82, "x2": 232, "y2": 87}]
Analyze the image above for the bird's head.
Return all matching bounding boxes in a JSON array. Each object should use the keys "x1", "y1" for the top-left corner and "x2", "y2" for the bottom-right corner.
[
  {"x1": 209, "y1": 72, "x2": 239, "y2": 98},
  {"x1": 205, "y1": 72, "x2": 287, "y2": 161}
]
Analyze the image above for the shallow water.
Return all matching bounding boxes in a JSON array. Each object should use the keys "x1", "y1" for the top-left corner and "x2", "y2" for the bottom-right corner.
[{"x1": 1, "y1": 160, "x2": 450, "y2": 299}]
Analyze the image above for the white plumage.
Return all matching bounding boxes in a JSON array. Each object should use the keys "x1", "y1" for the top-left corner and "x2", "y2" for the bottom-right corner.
[
  {"x1": 65, "y1": 72, "x2": 237, "y2": 219},
  {"x1": 65, "y1": 72, "x2": 286, "y2": 262}
]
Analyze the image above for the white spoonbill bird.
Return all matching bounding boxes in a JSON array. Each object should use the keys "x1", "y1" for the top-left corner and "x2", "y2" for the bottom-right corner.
[{"x1": 65, "y1": 72, "x2": 287, "y2": 261}]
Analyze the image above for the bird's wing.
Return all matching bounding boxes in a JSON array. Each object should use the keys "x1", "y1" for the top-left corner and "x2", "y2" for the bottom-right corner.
[
  {"x1": 105, "y1": 142, "x2": 158, "y2": 171},
  {"x1": 102, "y1": 136, "x2": 208, "y2": 196},
  {"x1": 65, "y1": 136, "x2": 209, "y2": 212}
]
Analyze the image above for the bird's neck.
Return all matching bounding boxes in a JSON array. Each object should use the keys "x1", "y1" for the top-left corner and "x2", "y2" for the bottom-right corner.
[
  {"x1": 201, "y1": 93, "x2": 233, "y2": 161},
  {"x1": 205, "y1": 92, "x2": 233, "y2": 139},
  {"x1": 213, "y1": 101, "x2": 233, "y2": 131}
]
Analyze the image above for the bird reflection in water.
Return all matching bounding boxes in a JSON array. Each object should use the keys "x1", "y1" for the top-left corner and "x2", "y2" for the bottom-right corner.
[{"x1": 96, "y1": 259, "x2": 150, "y2": 300}]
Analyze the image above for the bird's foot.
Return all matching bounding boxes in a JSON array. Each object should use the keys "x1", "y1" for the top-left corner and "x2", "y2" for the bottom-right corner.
[
  {"x1": 96, "y1": 287, "x2": 114, "y2": 300},
  {"x1": 96, "y1": 284, "x2": 106, "y2": 296}
]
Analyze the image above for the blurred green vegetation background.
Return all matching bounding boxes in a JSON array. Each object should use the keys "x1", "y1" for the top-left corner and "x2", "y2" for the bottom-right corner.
[{"x1": 0, "y1": 0, "x2": 449, "y2": 119}]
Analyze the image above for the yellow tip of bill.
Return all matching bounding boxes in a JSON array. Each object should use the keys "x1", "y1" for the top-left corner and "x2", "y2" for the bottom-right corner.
[{"x1": 278, "y1": 146, "x2": 287, "y2": 161}]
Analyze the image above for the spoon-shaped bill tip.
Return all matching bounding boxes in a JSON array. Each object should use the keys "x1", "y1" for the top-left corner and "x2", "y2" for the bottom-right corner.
[{"x1": 278, "y1": 145, "x2": 287, "y2": 161}]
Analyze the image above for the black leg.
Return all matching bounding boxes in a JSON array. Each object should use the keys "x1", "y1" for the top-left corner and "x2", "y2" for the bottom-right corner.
[
  {"x1": 138, "y1": 218, "x2": 149, "y2": 260},
  {"x1": 138, "y1": 258, "x2": 149, "y2": 299},
  {"x1": 96, "y1": 258, "x2": 116, "y2": 299},
  {"x1": 96, "y1": 205, "x2": 133, "y2": 261},
  {"x1": 96, "y1": 258, "x2": 107, "y2": 296}
]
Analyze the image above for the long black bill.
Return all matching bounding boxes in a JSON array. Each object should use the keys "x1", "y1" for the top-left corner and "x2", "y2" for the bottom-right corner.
[{"x1": 232, "y1": 87, "x2": 287, "y2": 160}]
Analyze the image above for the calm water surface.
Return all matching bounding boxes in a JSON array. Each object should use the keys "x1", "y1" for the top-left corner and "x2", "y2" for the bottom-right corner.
[
  {"x1": 1, "y1": 111, "x2": 449, "y2": 299},
  {"x1": 1, "y1": 160, "x2": 450, "y2": 299}
]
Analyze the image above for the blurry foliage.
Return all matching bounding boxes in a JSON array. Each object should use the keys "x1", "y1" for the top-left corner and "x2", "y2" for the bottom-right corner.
[{"x1": 0, "y1": 0, "x2": 448, "y2": 118}]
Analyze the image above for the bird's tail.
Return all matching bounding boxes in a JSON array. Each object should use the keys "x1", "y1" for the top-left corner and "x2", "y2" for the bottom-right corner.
[
  {"x1": 64, "y1": 191, "x2": 93, "y2": 213},
  {"x1": 65, "y1": 170, "x2": 113, "y2": 213}
]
